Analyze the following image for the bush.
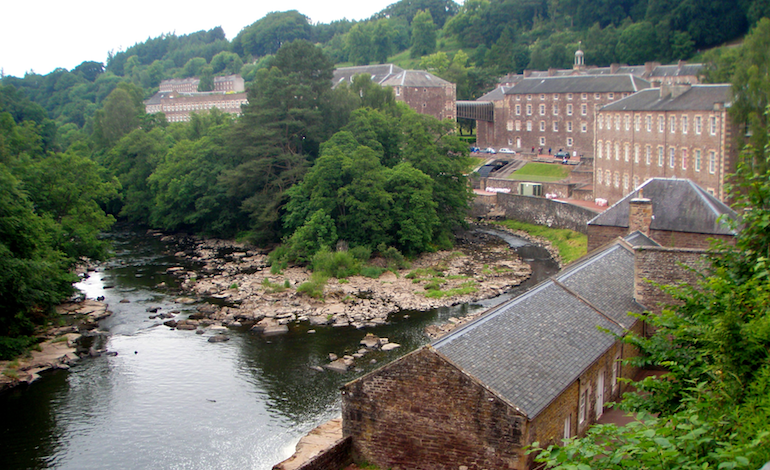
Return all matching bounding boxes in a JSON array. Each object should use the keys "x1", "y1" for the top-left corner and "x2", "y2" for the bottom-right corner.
[
  {"x1": 297, "y1": 272, "x2": 328, "y2": 299},
  {"x1": 310, "y1": 248, "x2": 361, "y2": 278},
  {"x1": 360, "y1": 265, "x2": 386, "y2": 278},
  {"x1": 377, "y1": 244, "x2": 410, "y2": 270},
  {"x1": 349, "y1": 245, "x2": 372, "y2": 262},
  {"x1": 0, "y1": 336, "x2": 38, "y2": 360}
]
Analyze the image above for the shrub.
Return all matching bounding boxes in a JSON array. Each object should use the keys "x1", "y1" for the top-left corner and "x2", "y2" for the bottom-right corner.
[
  {"x1": 0, "y1": 336, "x2": 37, "y2": 360},
  {"x1": 297, "y1": 272, "x2": 328, "y2": 299},
  {"x1": 377, "y1": 244, "x2": 410, "y2": 270},
  {"x1": 310, "y1": 248, "x2": 361, "y2": 278},
  {"x1": 360, "y1": 265, "x2": 386, "y2": 278},
  {"x1": 349, "y1": 245, "x2": 372, "y2": 262}
]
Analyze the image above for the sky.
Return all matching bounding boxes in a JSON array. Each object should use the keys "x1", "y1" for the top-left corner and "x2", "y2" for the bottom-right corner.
[{"x1": 0, "y1": 0, "x2": 404, "y2": 78}]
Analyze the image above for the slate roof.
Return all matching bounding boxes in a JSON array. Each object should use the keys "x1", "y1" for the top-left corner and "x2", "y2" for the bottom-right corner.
[
  {"x1": 380, "y1": 69, "x2": 452, "y2": 88},
  {"x1": 649, "y1": 63, "x2": 704, "y2": 78},
  {"x1": 588, "y1": 178, "x2": 737, "y2": 235},
  {"x1": 504, "y1": 75, "x2": 650, "y2": 95},
  {"x1": 433, "y1": 241, "x2": 643, "y2": 418},
  {"x1": 477, "y1": 85, "x2": 510, "y2": 101},
  {"x1": 624, "y1": 230, "x2": 661, "y2": 247},
  {"x1": 599, "y1": 84, "x2": 731, "y2": 112},
  {"x1": 332, "y1": 64, "x2": 404, "y2": 88}
]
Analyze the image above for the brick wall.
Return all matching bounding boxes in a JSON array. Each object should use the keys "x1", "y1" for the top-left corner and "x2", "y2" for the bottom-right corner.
[
  {"x1": 342, "y1": 347, "x2": 527, "y2": 470},
  {"x1": 593, "y1": 107, "x2": 735, "y2": 205},
  {"x1": 633, "y1": 246, "x2": 710, "y2": 315},
  {"x1": 399, "y1": 84, "x2": 456, "y2": 121}
]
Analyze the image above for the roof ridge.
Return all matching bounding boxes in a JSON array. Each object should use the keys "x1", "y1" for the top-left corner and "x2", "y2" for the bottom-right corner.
[{"x1": 551, "y1": 278, "x2": 627, "y2": 330}]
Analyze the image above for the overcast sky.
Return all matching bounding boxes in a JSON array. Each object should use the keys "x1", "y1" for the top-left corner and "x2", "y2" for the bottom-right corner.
[{"x1": 0, "y1": 0, "x2": 405, "y2": 78}]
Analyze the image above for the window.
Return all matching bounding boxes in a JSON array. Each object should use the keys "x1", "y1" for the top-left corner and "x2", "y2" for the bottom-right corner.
[
  {"x1": 608, "y1": 93, "x2": 615, "y2": 100},
  {"x1": 606, "y1": 114, "x2": 611, "y2": 128},
  {"x1": 581, "y1": 93, "x2": 587, "y2": 100},
  {"x1": 567, "y1": 121, "x2": 573, "y2": 132},
  {"x1": 540, "y1": 94, "x2": 546, "y2": 100},
  {"x1": 581, "y1": 104, "x2": 587, "y2": 115},
  {"x1": 646, "y1": 145, "x2": 652, "y2": 165},
  {"x1": 540, "y1": 120, "x2": 546, "y2": 131},
  {"x1": 605, "y1": 170, "x2": 611, "y2": 186},
  {"x1": 682, "y1": 115, "x2": 688, "y2": 134},
  {"x1": 527, "y1": 94, "x2": 532, "y2": 101},
  {"x1": 623, "y1": 173, "x2": 629, "y2": 191},
  {"x1": 659, "y1": 116, "x2": 665, "y2": 133},
  {"x1": 658, "y1": 146, "x2": 664, "y2": 166},
  {"x1": 615, "y1": 142, "x2": 620, "y2": 161},
  {"x1": 669, "y1": 147, "x2": 676, "y2": 168},
  {"x1": 540, "y1": 136, "x2": 546, "y2": 146},
  {"x1": 633, "y1": 175, "x2": 640, "y2": 189},
  {"x1": 670, "y1": 115, "x2": 676, "y2": 133},
  {"x1": 597, "y1": 371, "x2": 606, "y2": 419},
  {"x1": 564, "y1": 414, "x2": 572, "y2": 440},
  {"x1": 646, "y1": 115, "x2": 652, "y2": 132},
  {"x1": 553, "y1": 121, "x2": 559, "y2": 132},
  {"x1": 710, "y1": 116, "x2": 717, "y2": 135},
  {"x1": 515, "y1": 95, "x2": 521, "y2": 101},
  {"x1": 606, "y1": 141, "x2": 611, "y2": 161},
  {"x1": 526, "y1": 104, "x2": 532, "y2": 115},
  {"x1": 567, "y1": 104, "x2": 573, "y2": 116},
  {"x1": 526, "y1": 120, "x2": 532, "y2": 131},
  {"x1": 579, "y1": 388, "x2": 588, "y2": 423},
  {"x1": 581, "y1": 122, "x2": 587, "y2": 133},
  {"x1": 709, "y1": 151, "x2": 716, "y2": 174},
  {"x1": 598, "y1": 114, "x2": 604, "y2": 130},
  {"x1": 695, "y1": 149, "x2": 701, "y2": 172},
  {"x1": 624, "y1": 144, "x2": 630, "y2": 162},
  {"x1": 553, "y1": 94, "x2": 559, "y2": 100},
  {"x1": 634, "y1": 144, "x2": 640, "y2": 163},
  {"x1": 567, "y1": 137, "x2": 573, "y2": 146},
  {"x1": 682, "y1": 148, "x2": 688, "y2": 170},
  {"x1": 594, "y1": 93, "x2": 601, "y2": 100},
  {"x1": 515, "y1": 104, "x2": 521, "y2": 115},
  {"x1": 615, "y1": 115, "x2": 620, "y2": 130},
  {"x1": 624, "y1": 114, "x2": 630, "y2": 130},
  {"x1": 567, "y1": 93, "x2": 573, "y2": 100},
  {"x1": 507, "y1": 120, "x2": 513, "y2": 131},
  {"x1": 539, "y1": 104, "x2": 546, "y2": 115},
  {"x1": 695, "y1": 115, "x2": 702, "y2": 134},
  {"x1": 614, "y1": 172, "x2": 620, "y2": 188},
  {"x1": 612, "y1": 352, "x2": 621, "y2": 391},
  {"x1": 597, "y1": 168, "x2": 603, "y2": 184},
  {"x1": 553, "y1": 104, "x2": 559, "y2": 115},
  {"x1": 635, "y1": 115, "x2": 640, "y2": 131},
  {"x1": 597, "y1": 141, "x2": 603, "y2": 159}
]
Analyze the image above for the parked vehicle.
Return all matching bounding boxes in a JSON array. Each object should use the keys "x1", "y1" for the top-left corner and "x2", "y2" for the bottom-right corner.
[
  {"x1": 470, "y1": 146, "x2": 481, "y2": 153},
  {"x1": 484, "y1": 147, "x2": 497, "y2": 154},
  {"x1": 498, "y1": 148, "x2": 516, "y2": 154}
]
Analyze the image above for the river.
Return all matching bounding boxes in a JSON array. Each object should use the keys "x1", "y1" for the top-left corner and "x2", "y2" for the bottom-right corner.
[{"x1": 0, "y1": 228, "x2": 557, "y2": 470}]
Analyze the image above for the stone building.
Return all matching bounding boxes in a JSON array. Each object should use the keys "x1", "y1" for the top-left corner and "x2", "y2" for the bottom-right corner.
[
  {"x1": 474, "y1": 74, "x2": 650, "y2": 156},
  {"x1": 593, "y1": 84, "x2": 737, "y2": 204},
  {"x1": 342, "y1": 236, "x2": 647, "y2": 470},
  {"x1": 158, "y1": 74, "x2": 245, "y2": 93},
  {"x1": 333, "y1": 65, "x2": 457, "y2": 121},
  {"x1": 587, "y1": 177, "x2": 737, "y2": 252},
  {"x1": 144, "y1": 90, "x2": 248, "y2": 123}
]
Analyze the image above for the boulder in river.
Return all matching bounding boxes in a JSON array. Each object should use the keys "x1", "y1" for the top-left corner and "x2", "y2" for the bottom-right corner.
[{"x1": 207, "y1": 335, "x2": 230, "y2": 343}]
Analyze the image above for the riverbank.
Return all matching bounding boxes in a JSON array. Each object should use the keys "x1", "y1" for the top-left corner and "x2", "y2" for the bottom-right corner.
[
  {"x1": 156, "y1": 227, "x2": 535, "y2": 335},
  {"x1": 0, "y1": 299, "x2": 111, "y2": 393}
]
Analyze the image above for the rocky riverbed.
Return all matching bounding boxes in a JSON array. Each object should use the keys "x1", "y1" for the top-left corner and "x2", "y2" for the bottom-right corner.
[{"x1": 152, "y1": 228, "x2": 535, "y2": 336}]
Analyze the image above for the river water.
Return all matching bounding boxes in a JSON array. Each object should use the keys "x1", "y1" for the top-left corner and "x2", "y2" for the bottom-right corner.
[{"x1": 0, "y1": 228, "x2": 557, "y2": 470}]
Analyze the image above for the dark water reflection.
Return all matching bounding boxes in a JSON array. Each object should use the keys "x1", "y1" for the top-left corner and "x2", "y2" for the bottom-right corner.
[{"x1": 0, "y1": 228, "x2": 556, "y2": 470}]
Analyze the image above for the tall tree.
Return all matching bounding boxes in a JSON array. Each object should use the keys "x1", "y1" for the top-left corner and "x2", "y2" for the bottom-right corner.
[{"x1": 411, "y1": 10, "x2": 438, "y2": 58}]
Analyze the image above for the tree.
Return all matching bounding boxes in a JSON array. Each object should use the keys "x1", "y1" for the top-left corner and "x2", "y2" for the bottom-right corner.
[
  {"x1": 410, "y1": 10, "x2": 437, "y2": 58},
  {"x1": 233, "y1": 11, "x2": 311, "y2": 57},
  {"x1": 616, "y1": 21, "x2": 658, "y2": 65},
  {"x1": 92, "y1": 82, "x2": 145, "y2": 148},
  {"x1": 210, "y1": 51, "x2": 243, "y2": 75},
  {"x1": 197, "y1": 66, "x2": 214, "y2": 91}
]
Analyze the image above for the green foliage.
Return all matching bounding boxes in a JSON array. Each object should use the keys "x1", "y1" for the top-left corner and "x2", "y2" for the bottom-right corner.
[
  {"x1": 233, "y1": 11, "x2": 311, "y2": 57},
  {"x1": 410, "y1": 10, "x2": 438, "y2": 58},
  {"x1": 509, "y1": 162, "x2": 573, "y2": 182},
  {"x1": 310, "y1": 247, "x2": 361, "y2": 279},
  {"x1": 297, "y1": 272, "x2": 328, "y2": 299},
  {"x1": 360, "y1": 266, "x2": 386, "y2": 279},
  {"x1": 495, "y1": 220, "x2": 587, "y2": 264},
  {"x1": 0, "y1": 336, "x2": 38, "y2": 361},
  {"x1": 349, "y1": 245, "x2": 372, "y2": 262}
]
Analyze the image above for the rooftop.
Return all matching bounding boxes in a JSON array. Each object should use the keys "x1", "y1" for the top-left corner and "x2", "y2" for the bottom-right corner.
[
  {"x1": 503, "y1": 74, "x2": 650, "y2": 95},
  {"x1": 600, "y1": 84, "x2": 731, "y2": 112}
]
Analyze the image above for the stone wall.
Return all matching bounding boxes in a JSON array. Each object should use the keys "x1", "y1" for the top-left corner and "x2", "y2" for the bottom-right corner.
[
  {"x1": 342, "y1": 347, "x2": 527, "y2": 470},
  {"x1": 280, "y1": 437, "x2": 353, "y2": 470},
  {"x1": 496, "y1": 193, "x2": 600, "y2": 234},
  {"x1": 634, "y1": 246, "x2": 710, "y2": 315}
]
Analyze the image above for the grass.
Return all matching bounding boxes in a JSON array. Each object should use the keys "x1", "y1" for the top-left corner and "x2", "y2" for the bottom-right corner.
[
  {"x1": 424, "y1": 281, "x2": 479, "y2": 299},
  {"x1": 508, "y1": 162, "x2": 572, "y2": 182},
  {"x1": 495, "y1": 220, "x2": 588, "y2": 265}
]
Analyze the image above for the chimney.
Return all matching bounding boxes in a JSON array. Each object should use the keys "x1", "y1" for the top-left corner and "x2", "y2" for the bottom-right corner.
[
  {"x1": 660, "y1": 83, "x2": 691, "y2": 99},
  {"x1": 548, "y1": 68, "x2": 556, "y2": 77},
  {"x1": 610, "y1": 63, "x2": 620, "y2": 74},
  {"x1": 628, "y1": 196, "x2": 653, "y2": 236},
  {"x1": 523, "y1": 70, "x2": 532, "y2": 78}
]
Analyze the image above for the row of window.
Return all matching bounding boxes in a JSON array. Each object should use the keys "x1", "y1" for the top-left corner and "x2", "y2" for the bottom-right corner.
[
  {"x1": 161, "y1": 100, "x2": 247, "y2": 112},
  {"x1": 515, "y1": 92, "x2": 630, "y2": 102},
  {"x1": 598, "y1": 112, "x2": 719, "y2": 136},
  {"x1": 507, "y1": 120, "x2": 588, "y2": 133},
  {"x1": 596, "y1": 141, "x2": 718, "y2": 174},
  {"x1": 515, "y1": 103, "x2": 589, "y2": 117}
]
